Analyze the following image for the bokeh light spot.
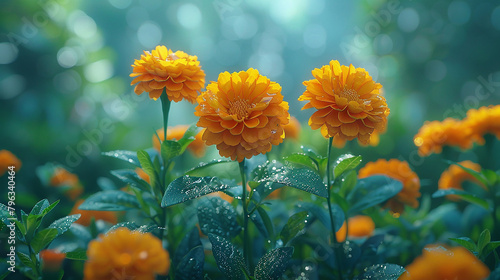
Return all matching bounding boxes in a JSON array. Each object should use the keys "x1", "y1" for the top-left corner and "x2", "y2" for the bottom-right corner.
[
  {"x1": 398, "y1": 8, "x2": 420, "y2": 32},
  {"x1": 448, "y1": 1, "x2": 470, "y2": 26},
  {"x1": 425, "y1": 60, "x2": 447, "y2": 82},
  {"x1": 177, "y1": 3, "x2": 202, "y2": 29},
  {"x1": 84, "y1": 60, "x2": 114, "y2": 83},
  {"x1": 68, "y1": 10, "x2": 97, "y2": 39},
  {"x1": 137, "y1": 21, "x2": 162, "y2": 49},
  {"x1": 109, "y1": 0, "x2": 131, "y2": 9},
  {"x1": 0, "y1": 43, "x2": 18, "y2": 64},
  {"x1": 492, "y1": 6, "x2": 500, "y2": 30},
  {"x1": 0, "y1": 74, "x2": 25, "y2": 99},
  {"x1": 233, "y1": 14, "x2": 258, "y2": 40},
  {"x1": 57, "y1": 47, "x2": 78, "y2": 68}
]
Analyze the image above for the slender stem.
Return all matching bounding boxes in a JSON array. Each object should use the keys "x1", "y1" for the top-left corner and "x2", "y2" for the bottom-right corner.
[
  {"x1": 326, "y1": 137, "x2": 344, "y2": 280},
  {"x1": 159, "y1": 92, "x2": 171, "y2": 245},
  {"x1": 160, "y1": 93, "x2": 171, "y2": 142},
  {"x1": 239, "y1": 159, "x2": 250, "y2": 269}
]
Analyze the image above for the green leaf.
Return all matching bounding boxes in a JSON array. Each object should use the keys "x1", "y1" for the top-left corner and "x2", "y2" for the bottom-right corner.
[
  {"x1": 108, "y1": 222, "x2": 139, "y2": 232},
  {"x1": 449, "y1": 237, "x2": 477, "y2": 252},
  {"x1": 102, "y1": 150, "x2": 141, "y2": 166},
  {"x1": 478, "y1": 229, "x2": 491, "y2": 254},
  {"x1": 18, "y1": 251, "x2": 35, "y2": 270},
  {"x1": 284, "y1": 153, "x2": 319, "y2": 172},
  {"x1": 173, "y1": 227, "x2": 202, "y2": 269},
  {"x1": 357, "y1": 264, "x2": 406, "y2": 280},
  {"x1": 26, "y1": 214, "x2": 44, "y2": 241},
  {"x1": 161, "y1": 140, "x2": 182, "y2": 163},
  {"x1": 483, "y1": 241, "x2": 500, "y2": 259},
  {"x1": 110, "y1": 169, "x2": 151, "y2": 193},
  {"x1": 333, "y1": 154, "x2": 362, "y2": 179},
  {"x1": 482, "y1": 169, "x2": 499, "y2": 187},
  {"x1": 256, "y1": 206, "x2": 275, "y2": 242},
  {"x1": 31, "y1": 228, "x2": 59, "y2": 253},
  {"x1": 444, "y1": 160, "x2": 489, "y2": 187},
  {"x1": 29, "y1": 199, "x2": 49, "y2": 216},
  {"x1": 197, "y1": 197, "x2": 241, "y2": 239},
  {"x1": 297, "y1": 202, "x2": 344, "y2": 232},
  {"x1": 254, "y1": 247, "x2": 294, "y2": 280},
  {"x1": 178, "y1": 124, "x2": 201, "y2": 153},
  {"x1": 162, "y1": 176, "x2": 236, "y2": 207},
  {"x1": 175, "y1": 247, "x2": 205, "y2": 280},
  {"x1": 432, "y1": 189, "x2": 491, "y2": 211},
  {"x1": 280, "y1": 211, "x2": 309, "y2": 245},
  {"x1": 208, "y1": 234, "x2": 248, "y2": 280},
  {"x1": 78, "y1": 190, "x2": 140, "y2": 211},
  {"x1": 48, "y1": 214, "x2": 81, "y2": 236},
  {"x1": 185, "y1": 159, "x2": 236, "y2": 177},
  {"x1": 137, "y1": 150, "x2": 160, "y2": 192},
  {"x1": 65, "y1": 249, "x2": 87, "y2": 261},
  {"x1": 347, "y1": 175, "x2": 403, "y2": 215}
]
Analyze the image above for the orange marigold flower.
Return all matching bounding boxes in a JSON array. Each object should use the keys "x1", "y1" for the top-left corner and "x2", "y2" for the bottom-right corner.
[
  {"x1": 463, "y1": 105, "x2": 500, "y2": 145},
  {"x1": 152, "y1": 126, "x2": 206, "y2": 157},
  {"x1": 0, "y1": 150, "x2": 22, "y2": 176},
  {"x1": 49, "y1": 167, "x2": 83, "y2": 200},
  {"x1": 438, "y1": 160, "x2": 485, "y2": 201},
  {"x1": 414, "y1": 118, "x2": 473, "y2": 157},
  {"x1": 130, "y1": 45, "x2": 205, "y2": 102},
  {"x1": 84, "y1": 228, "x2": 170, "y2": 280},
  {"x1": 40, "y1": 249, "x2": 66, "y2": 271},
  {"x1": 298, "y1": 60, "x2": 389, "y2": 145},
  {"x1": 336, "y1": 215, "x2": 375, "y2": 242},
  {"x1": 358, "y1": 159, "x2": 421, "y2": 213},
  {"x1": 283, "y1": 116, "x2": 301, "y2": 140},
  {"x1": 70, "y1": 199, "x2": 118, "y2": 226},
  {"x1": 400, "y1": 245, "x2": 490, "y2": 280},
  {"x1": 195, "y1": 69, "x2": 290, "y2": 162}
]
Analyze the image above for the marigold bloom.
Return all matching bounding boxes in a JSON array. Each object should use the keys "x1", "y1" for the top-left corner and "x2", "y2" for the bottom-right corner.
[
  {"x1": 298, "y1": 60, "x2": 389, "y2": 144},
  {"x1": 336, "y1": 215, "x2": 375, "y2": 242},
  {"x1": 414, "y1": 118, "x2": 473, "y2": 156},
  {"x1": 49, "y1": 167, "x2": 83, "y2": 200},
  {"x1": 40, "y1": 249, "x2": 66, "y2": 271},
  {"x1": 283, "y1": 116, "x2": 301, "y2": 140},
  {"x1": 152, "y1": 126, "x2": 206, "y2": 157},
  {"x1": 195, "y1": 69, "x2": 290, "y2": 162},
  {"x1": 71, "y1": 199, "x2": 118, "y2": 226},
  {"x1": 358, "y1": 159, "x2": 421, "y2": 213},
  {"x1": 438, "y1": 160, "x2": 485, "y2": 200},
  {"x1": 463, "y1": 105, "x2": 500, "y2": 144},
  {"x1": 130, "y1": 45, "x2": 205, "y2": 102},
  {"x1": 84, "y1": 228, "x2": 170, "y2": 280},
  {"x1": 400, "y1": 245, "x2": 490, "y2": 280},
  {"x1": 0, "y1": 150, "x2": 22, "y2": 176}
]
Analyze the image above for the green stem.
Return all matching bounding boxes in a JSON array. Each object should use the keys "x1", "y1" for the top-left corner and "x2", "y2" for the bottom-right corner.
[
  {"x1": 28, "y1": 245, "x2": 41, "y2": 278},
  {"x1": 239, "y1": 159, "x2": 251, "y2": 270},
  {"x1": 160, "y1": 93, "x2": 171, "y2": 142},
  {"x1": 326, "y1": 137, "x2": 344, "y2": 280},
  {"x1": 159, "y1": 92, "x2": 171, "y2": 245}
]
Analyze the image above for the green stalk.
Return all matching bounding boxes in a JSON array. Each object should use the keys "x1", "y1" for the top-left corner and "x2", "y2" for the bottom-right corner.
[
  {"x1": 239, "y1": 159, "x2": 251, "y2": 269},
  {"x1": 160, "y1": 92, "x2": 171, "y2": 142},
  {"x1": 326, "y1": 137, "x2": 344, "y2": 280},
  {"x1": 159, "y1": 92, "x2": 171, "y2": 245}
]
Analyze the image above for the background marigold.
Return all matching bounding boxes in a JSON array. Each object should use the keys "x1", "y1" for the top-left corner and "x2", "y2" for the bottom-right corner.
[
  {"x1": 84, "y1": 228, "x2": 170, "y2": 280},
  {"x1": 414, "y1": 118, "x2": 473, "y2": 156},
  {"x1": 194, "y1": 68, "x2": 290, "y2": 162},
  {"x1": 283, "y1": 116, "x2": 301, "y2": 140},
  {"x1": 438, "y1": 160, "x2": 485, "y2": 200},
  {"x1": 336, "y1": 215, "x2": 375, "y2": 242},
  {"x1": 153, "y1": 125, "x2": 206, "y2": 157},
  {"x1": 358, "y1": 159, "x2": 421, "y2": 213},
  {"x1": 49, "y1": 167, "x2": 84, "y2": 200},
  {"x1": 298, "y1": 60, "x2": 389, "y2": 145},
  {"x1": 400, "y1": 245, "x2": 490, "y2": 280},
  {"x1": 130, "y1": 45, "x2": 205, "y2": 102},
  {"x1": 0, "y1": 149, "x2": 22, "y2": 176},
  {"x1": 40, "y1": 249, "x2": 66, "y2": 271},
  {"x1": 70, "y1": 199, "x2": 118, "y2": 226},
  {"x1": 463, "y1": 105, "x2": 500, "y2": 144}
]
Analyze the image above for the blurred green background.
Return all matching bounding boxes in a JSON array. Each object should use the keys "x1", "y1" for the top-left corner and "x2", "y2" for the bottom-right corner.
[{"x1": 1, "y1": 0, "x2": 500, "y2": 207}]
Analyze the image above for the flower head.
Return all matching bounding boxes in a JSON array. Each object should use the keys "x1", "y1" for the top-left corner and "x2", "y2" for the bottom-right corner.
[
  {"x1": 463, "y1": 105, "x2": 500, "y2": 144},
  {"x1": 153, "y1": 125, "x2": 206, "y2": 157},
  {"x1": 400, "y1": 245, "x2": 490, "y2": 280},
  {"x1": 0, "y1": 150, "x2": 21, "y2": 176},
  {"x1": 414, "y1": 118, "x2": 473, "y2": 156},
  {"x1": 130, "y1": 45, "x2": 205, "y2": 102},
  {"x1": 358, "y1": 159, "x2": 421, "y2": 213},
  {"x1": 283, "y1": 116, "x2": 301, "y2": 141},
  {"x1": 84, "y1": 228, "x2": 170, "y2": 280},
  {"x1": 195, "y1": 69, "x2": 290, "y2": 162},
  {"x1": 49, "y1": 167, "x2": 83, "y2": 200},
  {"x1": 438, "y1": 160, "x2": 485, "y2": 200},
  {"x1": 336, "y1": 215, "x2": 375, "y2": 242},
  {"x1": 40, "y1": 249, "x2": 66, "y2": 271},
  {"x1": 298, "y1": 60, "x2": 389, "y2": 144},
  {"x1": 70, "y1": 199, "x2": 118, "y2": 226}
]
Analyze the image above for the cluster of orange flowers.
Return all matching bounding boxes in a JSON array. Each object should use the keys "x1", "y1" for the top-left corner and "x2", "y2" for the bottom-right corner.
[
  {"x1": 48, "y1": 167, "x2": 84, "y2": 201},
  {"x1": 0, "y1": 150, "x2": 21, "y2": 176},
  {"x1": 414, "y1": 105, "x2": 500, "y2": 156}
]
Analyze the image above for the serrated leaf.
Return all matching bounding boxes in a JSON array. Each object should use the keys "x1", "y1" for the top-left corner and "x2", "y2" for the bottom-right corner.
[
  {"x1": 102, "y1": 150, "x2": 141, "y2": 166},
  {"x1": 254, "y1": 247, "x2": 294, "y2": 280},
  {"x1": 449, "y1": 237, "x2": 477, "y2": 252},
  {"x1": 280, "y1": 211, "x2": 309, "y2": 245},
  {"x1": 478, "y1": 229, "x2": 491, "y2": 254},
  {"x1": 110, "y1": 169, "x2": 151, "y2": 193},
  {"x1": 31, "y1": 228, "x2": 59, "y2": 253},
  {"x1": 347, "y1": 176, "x2": 403, "y2": 215},
  {"x1": 432, "y1": 189, "x2": 491, "y2": 211},
  {"x1": 65, "y1": 249, "x2": 87, "y2": 261},
  {"x1": 284, "y1": 153, "x2": 319, "y2": 171},
  {"x1": 357, "y1": 264, "x2": 406, "y2": 280},
  {"x1": 175, "y1": 246, "x2": 205, "y2": 280},
  {"x1": 208, "y1": 234, "x2": 248, "y2": 280},
  {"x1": 333, "y1": 154, "x2": 362, "y2": 179},
  {"x1": 197, "y1": 197, "x2": 241, "y2": 238},
  {"x1": 78, "y1": 190, "x2": 140, "y2": 211},
  {"x1": 161, "y1": 140, "x2": 182, "y2": 163},
  {"x1": 162, "y1": 176, "x2": 236, "y2": 207},
  {"x1": 48, "y1": 214, "x2": 81, "y2": 236}
]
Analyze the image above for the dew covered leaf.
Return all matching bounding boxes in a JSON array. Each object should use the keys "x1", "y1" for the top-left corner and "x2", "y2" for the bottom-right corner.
[
  {"x1": 29, "y1": 199, "x2": 50, "y2": 216},
  {"x1": 254, "y1": 247, "x2": 294, "y2": 280},
  {"x1": 48, "y1": 214, "x2": 81, "y2": 236},
  {"x1": 185, "y1": 159, "x2": 236, "y2": 177},
  {"x1": 208, "y1": 234, "x2": 248, "y2": 280},
  {"x1": 173, "y1": 227, "x2": 202, "y2": 269},
  {"x1": 280, "y1": 211, "x2": 309, "y2": 245},
  {"x1": 110, "y1": 169, "x2": 151, "y2": 193},
  {"x1": 449, "y1": 237, "x2": 477, "y2": 252},
  {"x1": 102, "y1": 150, "x2": 141, "y2": 166},
  {"x1": 432, "y1": 189, "x2": 491, "y2": 211},
  {"x1": 107, "y1": 222, "x2": 139, "y2": 232},
  {"x1": 197, "y1": 197, "x2": 241, "y2": 239},
  {"x1": 78, "y1": 190, "x2": 140, "y2": 211},
  {"x1": 175, "y1": 246, "x2": 205, "y2": 280},
  {"x1": 333, "y1": 154, "x2": 362, "y2": 179},
  {"x1": 284, "y1": 153, "x2": 319, "y2": 172},
  {"x1": 356, "y1": 263, "x2": 406, "y2": 280},
  {"x1": 296, "y1": 202, "x2": 344, "y2": 232},
  {"x1": 162, "y1": 176, "x2": 236, "y2": 207},
  {"x1": 347, "y1": 175, "x2": 403, "y2": 215}
]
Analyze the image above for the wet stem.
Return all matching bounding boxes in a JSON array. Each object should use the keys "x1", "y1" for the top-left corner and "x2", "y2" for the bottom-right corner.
[
  {"x1": 326, "y1": 137, "x2": 344, "y2": 280},
  {"x1": 239, "y1": 159, "x2": 251, "y2": 271},
  {"x1": 159, "y1": 92, "x2": 171, "y2": 244},
  {"x1": 28, "y1": 244, "x2": 41, "y2": 278}
]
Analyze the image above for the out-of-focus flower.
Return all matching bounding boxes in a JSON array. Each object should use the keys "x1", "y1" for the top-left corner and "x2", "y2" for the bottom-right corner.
[
  {"x1": 358, "y1": 159, "x2": 421, "y2": 213},
  {"x1": 49, "y1": 167, "x2": 83, "y2": 200},
  {"x1": 414, "y1": 118, "x2": 473, "y2": 157},
  {"x1": 152, "y1": 126, "x2": 206, "y2": 157},
  {"x1": 336, "y1": 215, "x2": 375, "y2": 242},
  {"x1": 400, "y1": 245, "x2": 490, "y2": 280},
  {"x1": 195, "y1": 69, "x2": 290, "y2": 162},
  {"x1": 0, "y1": 150, "x2": 22, "y2": 176},
  {"x1": 130, "y1": 45, "x2": 205, "y2": 102},
  {"x1": 298, "y1": 60, "x2": 389, "y2": 145},
  {"x1": 463, "y1": 105, "x2": 500, "y2": 144},
  {"x1": 283, "y1": 116, "x2": 301, "y2": 140},
  {"x1": 135, "y1": 167, "x2": 150, "y2": 183},
  {"x1": 70, "y1": 199, "x2": 118, "y2": 226},
  {"x1": 438, "y1": 160, "x2": 485, "y2": 200},
  {"x1": 40, "y1": 249, "x2": 66, "y2": 271},
  {"x1": 266, "y1": 188, "x2": 282, "y2": 200},
  {"x1": 84, "y1": 228, "x2": 170, "y2": 280}
]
